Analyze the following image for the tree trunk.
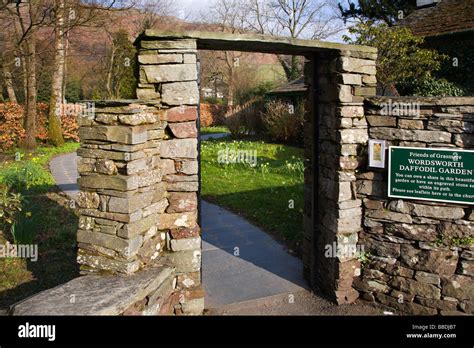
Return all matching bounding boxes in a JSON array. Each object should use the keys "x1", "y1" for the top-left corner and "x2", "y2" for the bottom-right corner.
[
  {"x1": 23, "y1": 36, "x2": 37, "y2": 150},
  {"x1": 106, "y1": 43, "x2": 116, "y2": 99},
  {"x1": 2, "y1": 63, "x2": 17, "y2": 103},
  {"x1": 21, "y1": 57, "x2": 27, "y2": 104},
  {"x1": 224, "y1": 52, "x2": 235, "y2": 107},
  {"x1": 278, "y1": 55, "x2": 300, "y2": 82},
  {"x1": 62, "y1": 31, "x2": 70, "y2": 103},
  {"x1": 48, "y1": 0, "x2": 65, "y2": 146},
  {"x1": 12, "y1": 15, "x2": 27, "y2": 104}
]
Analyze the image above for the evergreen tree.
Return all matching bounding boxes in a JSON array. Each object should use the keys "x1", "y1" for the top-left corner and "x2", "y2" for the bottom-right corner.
[{"x1": 338, "y1": 0, "x2": 417, "y2": 25}]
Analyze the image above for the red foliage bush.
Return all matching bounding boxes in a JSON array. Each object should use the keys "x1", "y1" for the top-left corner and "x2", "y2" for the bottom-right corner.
[
  {"x1": 59, "y1": 104, "x2": 80, "y2": 143},
  {"x1": 0, "y1": 102, "x2": 26, "y2": 150},
  {"x1": 223, "y1": 99, "x2": 265, "y2": 139},
  {"x1": 0, "y1": 102, "x2": 79, "y2": 151},
  {"x1": 200, "y1": 103, "x2": 227, "y2": 127}
]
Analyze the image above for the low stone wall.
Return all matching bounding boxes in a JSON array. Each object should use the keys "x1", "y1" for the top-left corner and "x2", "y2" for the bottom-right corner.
[
  {"x1": 11, "y1": 266, "x2": 176, "y2": 315},
  {"x1": 356, "y1": 97, "x2": 474, "y2": 315}
]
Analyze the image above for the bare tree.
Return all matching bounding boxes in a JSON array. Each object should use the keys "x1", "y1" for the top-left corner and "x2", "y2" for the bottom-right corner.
[
  {"x1": 1, "y1": 66, "x2": 17, "y2": 102},
  {"x1": 48, "y1": 0, "x2": 134, "y2": 145},
  {"x1": 132, "y1": 0, "x2": 176, "y2": 32},
  {"x1": 0, "y1": 53, "x2": 18, "y2": 103},
  {"x1": 0, "y1": 5, "x2": 25, "y2": 104},
  {"x1": 48, "y1": 0, "x2": 66, "y2": 146},
  {"x1": 200, "y1": 0, "x2": 247, "y2": 107},
  {"x1": 244, "y1": 0, "x2": 344, "y2": 80},
  {"x1": 2, "y1": 0, "x2": 52, "y2": 149}
]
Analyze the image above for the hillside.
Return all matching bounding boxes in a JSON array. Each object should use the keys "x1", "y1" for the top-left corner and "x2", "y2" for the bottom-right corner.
[{"x1": 1, "y1": 5, "x2": 283, "y2": 102}]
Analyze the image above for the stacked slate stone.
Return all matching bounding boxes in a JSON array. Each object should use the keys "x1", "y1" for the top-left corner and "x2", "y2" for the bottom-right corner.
[
  {"x1": 76, "y1": 35, "x2": 203, "y2": 315},
  {"x1": 77, "y1": 101, "x2": 169, "y2": 275},
  {"x1": 356, "y1": 97, "x2": 474, "y2": 315},
  {"x1": 303, "y1": 48, "x2": 378, "y2": 304}
]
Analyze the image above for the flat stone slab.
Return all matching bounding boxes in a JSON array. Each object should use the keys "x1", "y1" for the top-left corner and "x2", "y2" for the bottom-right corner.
[
  {"x1": 138, "y1": 30, "x2": 377, "y2": 54},
  {"x1": 11, "y1": 266, "x2": 174, "y2": 316}
]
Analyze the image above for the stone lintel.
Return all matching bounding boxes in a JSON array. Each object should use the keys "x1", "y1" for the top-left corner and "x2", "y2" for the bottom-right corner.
[{"x1": 135, "y1": 30, "x2": 377, "y2": 55}]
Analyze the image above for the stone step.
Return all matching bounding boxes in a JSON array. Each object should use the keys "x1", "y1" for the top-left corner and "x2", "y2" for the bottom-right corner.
[{"x1": 11, "y1": 266, "x2": 175, "y2": 316}]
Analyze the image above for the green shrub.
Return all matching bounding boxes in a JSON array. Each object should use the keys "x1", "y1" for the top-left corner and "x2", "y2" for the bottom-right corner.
[
  {"x1": 0, "y1": 186, "x2": 22, "y2": 232},
  {"x1": 413, "y1": 77, "x2": 465, "y2": 97},
  {"x1": 397, "y1": 77, "x2": 465, "y2": 97},
  {"x1": 262, "y1": 99, "x2": 304, "y2": 144},
  {"x1": 237, "y1": 81, "x2": 276, "y2": 104},
  {"x1": 0, "y1": 185, "x2": 36, "y2": 245},
  {"x1": 202, "y1": 97, "x2": 226, "y2": 105},
  {"x1": 344, "y1": 22, "x2": 447, "y2": 94},
  {"x1": 10, "y1": 215, "x2": 35, "y2": 245},
  {"x1": 0, "y1": 161, "x2": 54, "y2": 193}
]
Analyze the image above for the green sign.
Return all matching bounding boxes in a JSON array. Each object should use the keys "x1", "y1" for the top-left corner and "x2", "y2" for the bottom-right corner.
[{"x1": 389, "y1": 147, "x2": 474, "y2": 205}]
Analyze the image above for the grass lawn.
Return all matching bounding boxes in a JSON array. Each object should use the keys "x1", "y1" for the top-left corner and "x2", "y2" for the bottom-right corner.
[
  {"x1": 0, "y1": 142, "x2": 80, "y2": 309},
  {"x1": 200, "y1": 126, "x2": 229, "y2": 135},
  {"x1": 201, "y1": 138, "x2": 304, "y2": 254}
]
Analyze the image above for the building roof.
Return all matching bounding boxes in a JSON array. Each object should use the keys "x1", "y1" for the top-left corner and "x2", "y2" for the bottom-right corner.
[
  {"x1": 399, "y1": 0, "x2": 474, "y2": 37},
  {"x1": 268, "y1": 77, "x2": 307, "y2": 95}
]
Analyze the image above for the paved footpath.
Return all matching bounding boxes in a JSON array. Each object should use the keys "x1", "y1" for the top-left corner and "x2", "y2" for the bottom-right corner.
[
  {"x1": 50, "y1": 151, "x2": 385, "y2": 315},
  {"x1": 50, "y1": 153, "x2": 80, "y2": 200},
  {"x1": 200, "y1": 133, "x2": 229, "y2": 141}
]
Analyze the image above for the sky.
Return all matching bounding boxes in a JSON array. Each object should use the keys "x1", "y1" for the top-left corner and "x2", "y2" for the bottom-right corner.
[
  {"x1": 175, "y1": 0, "x2": 349, "y2": 43},
  {"x1": 177, "y1": 0, "x2": 213, "y2": 20}
]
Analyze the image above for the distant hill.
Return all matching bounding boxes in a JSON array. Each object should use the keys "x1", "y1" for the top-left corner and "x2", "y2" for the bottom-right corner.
[
  {"x1": 59, "y1": 9, "x2": 281, "y2": 98},
  {"x1": 30, "y1": 7, "x2": 282, "y2": 101}
]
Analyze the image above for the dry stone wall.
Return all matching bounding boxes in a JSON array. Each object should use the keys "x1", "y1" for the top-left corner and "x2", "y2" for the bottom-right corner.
[
  {"x1": 356, "y1": 97, "x2": 474, "y2": 315},
  {"x1": 304, "y1": 49, "x2": 378, "y2": 304},
  {"x1": 10, "y1": 29, "x2": 474, "y2": 317},
  {"x1": 75, "y1": 37, "x2": 203, "y2": 315}
]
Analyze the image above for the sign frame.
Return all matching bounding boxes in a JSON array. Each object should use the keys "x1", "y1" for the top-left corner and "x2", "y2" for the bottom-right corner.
[
  {"x1": 388, "y1": 146, "x2": 474, "y2": 205},
  {"x1": 369, "y1": 139, "x2": 386, "y2": 168}
]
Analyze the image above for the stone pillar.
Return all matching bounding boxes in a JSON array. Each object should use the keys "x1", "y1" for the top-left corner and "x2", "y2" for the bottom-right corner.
[
  {"x1": 136, "y1": 36, "x2": 202, "y2": 315},
  {"x1": 76, "y1": 100, "x2": 168, "y2": 275},
  {"x1": 302, "y1": 57, "x2": 316, "y2": 284},
  {"x1": 76, "y1": 35, "x2": 203, "y2": 315},
  {"x1": 312, "y1": 49, "x2": 377, "y2": 304}
]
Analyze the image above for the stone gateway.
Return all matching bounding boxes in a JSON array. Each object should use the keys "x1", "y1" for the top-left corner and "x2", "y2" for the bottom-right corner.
[{"x1": 10, "y1": 31, "x2": 473, "y2": 316}]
